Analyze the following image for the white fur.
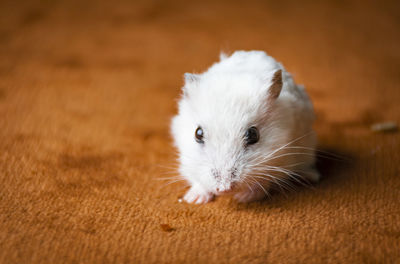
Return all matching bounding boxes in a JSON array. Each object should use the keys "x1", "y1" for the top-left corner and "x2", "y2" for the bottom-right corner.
[{"x1": 171, "y1": 50, "x2": 319, "y2": 204}]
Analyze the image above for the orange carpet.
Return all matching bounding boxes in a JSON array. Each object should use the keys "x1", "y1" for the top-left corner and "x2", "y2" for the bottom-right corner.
[{"x1": 0, "y1": 0, "x2": 399, "y2": 263}]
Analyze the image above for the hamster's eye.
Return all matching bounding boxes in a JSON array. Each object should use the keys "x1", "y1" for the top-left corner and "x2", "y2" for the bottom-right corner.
[
  {"x1": 245, "y1": 126, "x2": 259, "y2": 145},
  {"x1": 195, "y1": 126, "x2": 204, "y2": 144}
]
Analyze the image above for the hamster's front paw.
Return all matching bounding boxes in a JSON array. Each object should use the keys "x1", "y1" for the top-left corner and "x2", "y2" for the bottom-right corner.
[
  {"x1": 184, "y1": 185, "x2": 214, "y2": 204},
  {"x1": 234, "y1": 188, "x2": 266, "y2": 203}
]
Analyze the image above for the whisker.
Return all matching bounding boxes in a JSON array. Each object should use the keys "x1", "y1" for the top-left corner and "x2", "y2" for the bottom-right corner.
[
  {"x1": 160, "y1": 179, "x2": 187, "y2": 188},
  {"x1": 247, "y1": 176, "x2": 271, "y2": 199},
  {"x1": 254, "y1": 152, "x2": 319, "y2": 164},
  {"x1": 251, "y1": 174, "x2": 285, "y2": 196},
  {"x1": 155, "y1": 176, "x2": 183, "y2": 181},
  {"x1": 261, "y1": 132, "x2": 314, "y2": 160},
  {"x1": 242, "y1": 178, "x2": 255, "y2": 195},
  {"x1": 250, "y1": 174, "x2": 297, "y2": 193}
]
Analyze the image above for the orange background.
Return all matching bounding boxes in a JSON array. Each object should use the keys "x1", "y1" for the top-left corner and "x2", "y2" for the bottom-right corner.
[{"x1": 0, "y1": 0, "x2": 399, "y2": 263}]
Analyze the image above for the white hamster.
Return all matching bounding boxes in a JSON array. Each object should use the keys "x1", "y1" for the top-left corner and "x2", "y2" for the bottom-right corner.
[{"x1": 171, "y1": 50, "x2": 319, "y2": 204}]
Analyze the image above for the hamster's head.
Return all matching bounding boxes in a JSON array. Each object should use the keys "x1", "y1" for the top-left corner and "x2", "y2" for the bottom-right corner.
[{"x1": 171, "y1": 70, "x2": 284, "y2": 195}]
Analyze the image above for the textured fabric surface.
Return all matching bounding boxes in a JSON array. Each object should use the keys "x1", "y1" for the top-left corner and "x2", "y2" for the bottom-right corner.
[{"x1": 0, "y1": 0, "x2": 399, "y2": 263}]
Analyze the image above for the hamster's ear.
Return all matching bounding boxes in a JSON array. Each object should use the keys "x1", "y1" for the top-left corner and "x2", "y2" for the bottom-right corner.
[
  {"x1": 183, "y1": 73, "x2": 200, "y2": 97},
  {"x1": 268, "y1": 69, "x2": 282, "y2": 100}
]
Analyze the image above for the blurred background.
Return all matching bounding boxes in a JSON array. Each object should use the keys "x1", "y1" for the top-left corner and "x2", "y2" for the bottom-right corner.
[
  {"x1": 0, "y1": 0, "x2": 399, "y2": 263},
  {"x1": 1, "y1": 0, "x2": 399, "y2": 135}
]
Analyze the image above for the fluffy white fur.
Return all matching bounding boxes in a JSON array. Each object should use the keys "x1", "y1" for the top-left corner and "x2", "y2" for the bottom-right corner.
[{"x1": 171, "y1": 51, "x2": 319, "y2": 204}]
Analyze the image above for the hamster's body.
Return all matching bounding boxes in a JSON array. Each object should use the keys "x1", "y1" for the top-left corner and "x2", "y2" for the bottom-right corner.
[{"x1": 171, "y1": 51, "x2": 319, "y2": 204}]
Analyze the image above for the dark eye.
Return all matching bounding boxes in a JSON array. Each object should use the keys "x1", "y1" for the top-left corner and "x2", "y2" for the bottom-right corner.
[
  {"x1": 245, "y1": 126, "x2": 259, "y2": 145},
  {"x1": 195, "y1": 126, "x2": 204, "y2": 144}
]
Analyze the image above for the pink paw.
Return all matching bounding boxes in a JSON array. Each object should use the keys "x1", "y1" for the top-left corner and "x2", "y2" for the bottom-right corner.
[
  {"x1": 184, "y1": 185, "x2": 214, "y2": 204},
  {"x1": 234, "y1": 188, "x2": 266, "y2": 203}
]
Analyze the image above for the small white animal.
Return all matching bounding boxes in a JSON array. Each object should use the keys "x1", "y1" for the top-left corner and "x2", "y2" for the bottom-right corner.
[{"x1": 171, "y1": 50, "x2": 319, "y2": 204}]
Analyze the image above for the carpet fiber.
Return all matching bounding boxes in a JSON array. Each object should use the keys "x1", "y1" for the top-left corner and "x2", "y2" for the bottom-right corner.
[{"x1": 0, "y1": 0, "x2": 399, "y2": 263}]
